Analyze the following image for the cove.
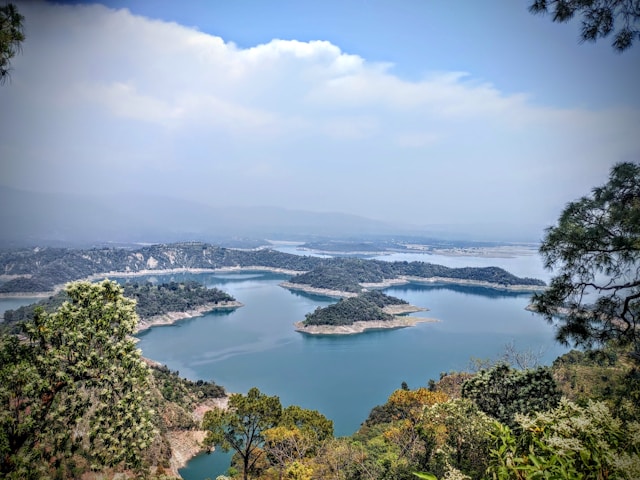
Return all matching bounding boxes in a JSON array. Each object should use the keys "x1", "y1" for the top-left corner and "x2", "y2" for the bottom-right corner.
[{"x1": 129, "y1": 253, "x2": 567, "y2": 479}]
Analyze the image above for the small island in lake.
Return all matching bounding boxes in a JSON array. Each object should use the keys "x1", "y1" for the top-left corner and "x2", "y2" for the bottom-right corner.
[
  {"x1": 2, "y1": 280, "x2": 242, "y2": 333},
  {"x1": 294, "y1": 290, "x2": 437, "y2": 335}
]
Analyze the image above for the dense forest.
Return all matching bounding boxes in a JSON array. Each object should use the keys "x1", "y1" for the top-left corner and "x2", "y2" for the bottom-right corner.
[
  {"x1": 302, "y1": 290, "x2": 408, "y2": 326},
  {"x1": 0, "y1": 243, "x2": 545, "y2": 294},
  {"x1": 288, "y1": 257, "x2": 544, "y2": 293},
  {"x1": 2, "y1": 280, "x2": 236, "y2": 329}
]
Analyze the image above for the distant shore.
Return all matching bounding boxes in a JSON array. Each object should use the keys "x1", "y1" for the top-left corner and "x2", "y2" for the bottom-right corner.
[
  {"x1": 281, "y1": 276, "x2": 544, "y2": 298},
  {"x1": 0, "y1": 266, "x2": 307, "y2": 298}
]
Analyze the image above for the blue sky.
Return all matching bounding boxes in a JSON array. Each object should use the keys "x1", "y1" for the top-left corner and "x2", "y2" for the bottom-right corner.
[{"x1": 1, "y1": 0, "x2": 639, "y2": 239}]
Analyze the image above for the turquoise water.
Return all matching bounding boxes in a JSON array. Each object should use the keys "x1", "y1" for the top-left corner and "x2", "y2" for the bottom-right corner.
[
  {"x1": 128, "y1": 257, "x2": 565, "y2": 480},
  {"x1": 0, "y1": 253, "x2": 566, "y2": 480}
]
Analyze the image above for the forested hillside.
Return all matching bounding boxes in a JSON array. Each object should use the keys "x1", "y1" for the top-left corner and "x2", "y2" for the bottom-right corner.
[
  {"x1": 302, "y1": 291, "x2": 408, "y2": 326},
  {"x1": 288, "y1": 256, "x2": 545, "y2": 293},
  {"x1": 0, "y1": 243, "x2": 545, "y2": 294},
  {"x1": 2, "y1": 281, "x2": 236, "y2": 329}
]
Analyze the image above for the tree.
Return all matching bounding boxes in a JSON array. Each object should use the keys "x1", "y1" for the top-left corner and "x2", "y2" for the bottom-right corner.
[
  {"x1": 488, "y1": 399, "x2": 640, "y2": 479},
  {"x1": 0, "y1": 280, "x2": 155, "y2": 478},
  {"x1": 418, "y1": 399, "x2": 494, "y2": 480},
  {"x1": 203, "y1": 387, "x2": 282, "y2": 480},
  {"x1": 0, "y1": 3, "x2": 24, "y2": 83},
  {"x1": 529, "y1": 0, "x2": 640, "y2": 51},
  {"x1": 532, "y1": 162, "x2": 640, "y2": 356},
  {"x1": 461, "y1": 364, "x2": 561, "y2": 427},
  {"x1": 263, "y1": 406, "x2": 333, "y2": 479}
]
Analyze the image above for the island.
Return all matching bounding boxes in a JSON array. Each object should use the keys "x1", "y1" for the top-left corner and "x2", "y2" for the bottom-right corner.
[
  {"x1": 2, "y1": 280, "x2": 242, "y2": 333},
  {"x1": 294, "y1": 290, "x2": 438, "y2": 335}
]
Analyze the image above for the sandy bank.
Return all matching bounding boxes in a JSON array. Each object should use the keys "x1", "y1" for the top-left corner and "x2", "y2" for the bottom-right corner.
[
  {"x1": 294, "y1": 315, "x2": 439, "y2": 335},
  {"x1": 88, "y1": 265, "x2": 305, "y2": 281},
  {"x1": 166, "y1": 396, "x2": 229, "y2": 477},
  {"x1": 281, "y1": 276, "x2": 543, "y2": 299},
  {"x1": 280, "y1": 281, "x2": 359, "y2": 298},
  {"x1": 0, "y1": 291, "x2": 57, "y2": 299},
  {"x1": 399, "y1": 276, "x2": 545, "y2": 292},
  {"x1": 382, "y1": 304, "x2": 427, "y2": 315},
  {"x1": 135, "y1": 301, "x2": 243, "y2": 334}
]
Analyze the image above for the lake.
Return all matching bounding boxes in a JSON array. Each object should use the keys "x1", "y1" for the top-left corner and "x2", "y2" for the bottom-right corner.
[
  {"x1": 132, "y1": 249, "x2": 566, "y2": 479},
  {"x1": 0, "y1": 249, "x2": 567, "y2": 479}
]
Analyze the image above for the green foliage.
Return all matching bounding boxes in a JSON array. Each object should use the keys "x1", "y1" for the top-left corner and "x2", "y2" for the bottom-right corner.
[
  {"x1": 552, "y1": 346, "x2": 640, "y2": 423},
  {"x1": 529, "y1": 0, "x2": 640, "y2": 51},
  {"x1": 302, "y1": 297, "x2": 389, "y2": 326},
  {"x1": 122, "y1": 280, "x2": 236, "y2": 317},
  {"x1": 203, "y1": 387, "x2": 282, "y2": 480},
  {"x1": 361, "y1": 290, "x2": 409, "y2": 307},
  {"x1": 151, "y1": 364, "x2": 225, "y2": 407},
  {"x1": 302, "y1": 293, "x2": 401, "y2": 326},
  {"x1": 419, "y1": 399, "x2": 494, "y2": 480},
  {"x1": 3, "y1": 280, "x2": 235, "y2": 330},
  {"x1": 262, "y1": 406, "x2": 333, "y2": 477},
  {"x1": 280, "y1": 404, "x2": 334, "y2": 446},
  {"x1": 0, "y1": 242, "x2": 544, "y2": 295},
  {"x1": 532, "y1": 162, "x2": 640, "y2": 354},
  {"x1": 461, "y1": 364, "x2": 561, "y2": 427},
  {"x1": 488, "y1": 399, "x2": 640, "y2": 479},
  {"x1": 290, "y1": 257, "x2": 544, "y2": 293},
  {"x1": 0, "y1": 280, "x2": 155, "y2": 479},
  {"x1": 0, "y1": 3, "x2": 24, "y2": 84}
]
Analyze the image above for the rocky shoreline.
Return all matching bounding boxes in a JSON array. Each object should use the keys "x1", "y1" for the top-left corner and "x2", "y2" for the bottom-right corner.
[
  {"x1": 294, "y1": 315, "x2": 439, "y2": 335},
  {"x1": 282, "y1": 276, "x2": 544, "y2": 300},
  {"x1": 165, "y1": 396, "x2": 229, "y2": 477},
  {"x1": 135, "y1": 300, "x2": 244, "y2": 334}
]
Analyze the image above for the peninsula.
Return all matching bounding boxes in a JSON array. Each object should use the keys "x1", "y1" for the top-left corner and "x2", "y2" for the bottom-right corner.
[{"x1": 2, "y1": 280, "x2": 242, "y2": 333}]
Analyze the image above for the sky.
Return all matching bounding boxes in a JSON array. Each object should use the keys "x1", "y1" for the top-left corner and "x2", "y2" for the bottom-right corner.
[{"x1": 1, "y1": 0, "x2": 639, "y2": 239}]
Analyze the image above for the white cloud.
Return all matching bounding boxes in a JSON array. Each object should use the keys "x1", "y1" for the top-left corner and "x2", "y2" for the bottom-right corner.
[{"x1": 2, "y1": 1, "x2": 638, "y2": 231}]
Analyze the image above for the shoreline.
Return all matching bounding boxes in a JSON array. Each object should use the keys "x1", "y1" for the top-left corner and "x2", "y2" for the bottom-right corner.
[
  {"x1": 280, "y1": 281, "x2": 359, "y2": 298},
  {"x1": 0, "y1": 266, "x2": 308, "y2": 298},
  {"x1": 294, "y1": 315, "x2": 439, "y2": 335},
  {"x1": 166, "y1": 396, "x2": 229, "y2": 476},
  {"x1": 1, "y1": 266, "x2": 544, "y2": 297},
  {"x1": 281, "y1": 276, "x2": 544, "y2": 299},
  {"x1": 135, "y1": 300, "x2": 244, "y2": 334}
]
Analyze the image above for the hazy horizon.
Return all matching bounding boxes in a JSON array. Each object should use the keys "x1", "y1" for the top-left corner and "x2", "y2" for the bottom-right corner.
[{"x1": 1, "y1": 1, "x2": 639, "y2": 243}]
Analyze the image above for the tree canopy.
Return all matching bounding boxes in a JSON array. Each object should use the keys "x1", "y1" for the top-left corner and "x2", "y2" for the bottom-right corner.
[
  {"x1": 0, "y1": 3, "x2": 24, "y2": 83},
  {"x1": 0, "y1": 280, "x2": 155, "y2": 479},
  {"x1": 531, "y1": 162, "x2": 640, "y2": 356},
  {"x1": 529, "y1": 0, "x2": 640, "y2": 51},
  {"x1": 203, "y1": 387, "x2": 282, "y2": 480}
]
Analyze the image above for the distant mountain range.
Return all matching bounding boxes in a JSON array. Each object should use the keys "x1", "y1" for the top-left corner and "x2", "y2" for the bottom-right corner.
[
  {"x1": 0, "y1": 186, "x2": 408, "y2": 246},
  {"x1": 0, "y1": 186, "x2": 544, "y2": 246}
]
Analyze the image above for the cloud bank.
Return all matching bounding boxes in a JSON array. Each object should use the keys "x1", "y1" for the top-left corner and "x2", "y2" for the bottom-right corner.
[{"x1": 1, "y1": 2, "x2": 638, "y2": 235}]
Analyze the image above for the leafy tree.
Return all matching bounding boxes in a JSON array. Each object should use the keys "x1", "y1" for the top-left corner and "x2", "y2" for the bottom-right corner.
[
  {"x1": 419, "y1": 399, "x2": 494, "y2": 480},
  {"x1": 0, "y1": 280, "x2": 155, "y2": 478},
  {"x1": 531, "y1": 162, "x2": 640, "y2": 357},
  {"x1": 203, "y1": 387, "x2": 282, "y2": 480},
  {"x1": 488, "y1": 399, "x2": 640, "y2": 479},
  {"x1": 461, "y1": 364, "x2": 561, "y2": 427},
  {"x1": 0, "y1": 3, "x2": 24, "y2": 83},
  {"x1": 529, "y1": 0, "x2": 640, "y2": 51},
  {"x1": 263, "y1": 406, "x2": 333, "y2": 479}
]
